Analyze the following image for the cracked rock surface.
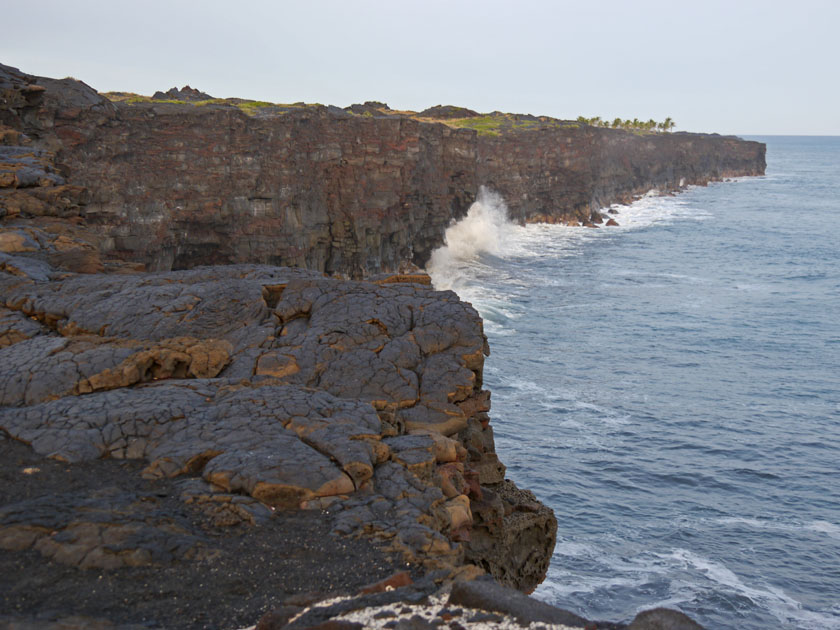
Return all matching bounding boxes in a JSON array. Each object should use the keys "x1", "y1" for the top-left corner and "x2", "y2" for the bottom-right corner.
[{"x1": 0, "y1": 257, "x2": 556, "y2": 628}]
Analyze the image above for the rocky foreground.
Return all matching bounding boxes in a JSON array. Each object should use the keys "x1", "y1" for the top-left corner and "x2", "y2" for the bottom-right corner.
[
  {"x1": 0, "y1": 255, "x2": 703, "y2": 630},
  {"x1": 0, "y1": 254, "x2": 559, "y2": 623}
]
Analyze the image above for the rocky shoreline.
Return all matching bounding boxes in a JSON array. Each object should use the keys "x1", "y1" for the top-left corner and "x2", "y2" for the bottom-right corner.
[
  {"x1": 1, "y1": 62, "x2": 765, "y2": 629},
  {"x1": 0, "y1": 63, "x2": 765, "y2": 278}
]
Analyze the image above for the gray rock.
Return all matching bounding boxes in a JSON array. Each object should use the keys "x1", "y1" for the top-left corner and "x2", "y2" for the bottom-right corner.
[
  {"x1": 628, "y1": 608, "x2": 705, "y2": 630},
  {"x1": 0, "y1": 258, "x2": 556, "y2": 591},
  {"x1": 448, "y1": 577, "x2": 588, "y2": 627}
]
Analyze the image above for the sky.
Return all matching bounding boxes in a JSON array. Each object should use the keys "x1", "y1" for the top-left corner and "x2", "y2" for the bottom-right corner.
[{"x1": 2, "y1": 0, "x2": 838, "y2": 135}]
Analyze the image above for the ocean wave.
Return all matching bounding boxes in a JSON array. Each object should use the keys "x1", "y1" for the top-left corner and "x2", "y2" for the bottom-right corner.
[
  {"x1": 427, "y1": 185, "x2": 711, "y2": 303},
  {"x1": 662, "y1": 548, "x2": 840, "y2": 629},
  {"x1": 539, "y1": 542, "x2": 840, "y2": 628},
  {"x1": 710, "y1": 516, "x2": 840, "y2": 540},
  {"x1": 427, "y1": 186, "x2": 519, "y2": 292}
]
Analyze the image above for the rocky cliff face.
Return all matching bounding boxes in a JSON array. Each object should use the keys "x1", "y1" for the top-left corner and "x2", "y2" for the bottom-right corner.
[
  {"x1": 1, "y1": 63, "x2": 765, "y2": 278},
  {"x1": 59, "y1": 104, "x2": 478, "y2": 276},
  {"x1": 478, "y1": 127, "x2": 766, "y2": 225}
]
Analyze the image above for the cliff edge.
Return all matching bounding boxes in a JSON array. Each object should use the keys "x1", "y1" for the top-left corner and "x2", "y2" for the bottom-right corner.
[{"x1": 1, "y1": 63, "x2": 765, "y2": 278}]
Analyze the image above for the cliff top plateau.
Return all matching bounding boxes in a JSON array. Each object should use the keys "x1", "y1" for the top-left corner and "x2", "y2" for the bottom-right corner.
[{"x1": 103, "y1": 86, "x2": 737, "y2": 139}]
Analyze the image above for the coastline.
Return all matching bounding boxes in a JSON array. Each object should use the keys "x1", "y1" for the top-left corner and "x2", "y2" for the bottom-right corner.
[{"x1": 1, "y1": 62, "x2": 767, "y2": 629}]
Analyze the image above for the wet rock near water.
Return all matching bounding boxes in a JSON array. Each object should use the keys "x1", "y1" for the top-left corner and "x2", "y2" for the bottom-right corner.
[{"x1": 249, "y1": 574, "x2": 706, "y2": 630}]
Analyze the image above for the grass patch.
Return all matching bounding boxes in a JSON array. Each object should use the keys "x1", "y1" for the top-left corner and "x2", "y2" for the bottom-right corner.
[
  {"x1": 126, "y1": 96, "x2": 186, "y2": 105},
  {"x1": 441, "y1": 113, "x2": 569, "y2": 136},
  {"x1": 235, "y1": 101, "x2": 274, "y2": 113},
  {"x1": 446, "y1": 115, "x2": 505, "y2": 136},
  {"x1": 101, "y1": 92, "x2": 294, "y2": 116}
]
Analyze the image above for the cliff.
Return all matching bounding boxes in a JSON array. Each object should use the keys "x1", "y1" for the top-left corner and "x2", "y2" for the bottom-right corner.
[
  {"x1": 1, "y1": 64, "x2": 765, "y2": 278},
  {"x1": 0, "y1": 62, "x2": 750, "y2": 629},
  {"x1": 478, "y1": 125, "x2": 765, "y2": 225}
]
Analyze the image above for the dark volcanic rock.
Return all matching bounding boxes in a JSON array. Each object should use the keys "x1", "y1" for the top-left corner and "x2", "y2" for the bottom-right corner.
[
  {"x1": 0, "y1": 439, "x2": 411, "y2": 630},
  {"x1": 476, "y1": 127, "x2": 766, "y2": 227},
  {"x1": 417, "y1": 105, "x2": 481, "y2": 120},
  {"x1": 0, "y1": 254, "x2": 556, "y2": 626},
  {"x1": 152, "y1": 86, "x2": 214, "y2": 101},
  {"x1": 0, "y1": 62, "x2": 740, "y2": 630},
  {"x1": 628, "y1": 608, "x2": 706, "y2": 630},
  {"x1": 1, "y1": 63, "x2": 765, "y2": 278},
  {"x1": 449, "y1": 577, "x2": 589, "y2": 627}
]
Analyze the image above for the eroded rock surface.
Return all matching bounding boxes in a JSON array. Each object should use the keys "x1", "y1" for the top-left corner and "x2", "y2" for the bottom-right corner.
[{"x1": 0, "y1": 258, "x2": 555, "y2": 593}]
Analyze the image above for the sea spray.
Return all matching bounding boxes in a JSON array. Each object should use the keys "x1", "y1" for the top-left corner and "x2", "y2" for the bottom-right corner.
[{"x1": 427, "y1": 186, "x2": 516, "y2": 291}]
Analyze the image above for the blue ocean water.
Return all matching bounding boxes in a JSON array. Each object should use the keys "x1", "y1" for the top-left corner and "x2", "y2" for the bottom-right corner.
[{"x1": 428, "y1": 137, "x2": 840, "y2": 630}]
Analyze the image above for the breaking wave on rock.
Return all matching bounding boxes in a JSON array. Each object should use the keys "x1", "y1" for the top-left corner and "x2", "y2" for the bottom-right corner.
[{"x1": 426, "y1": 186, "x2": 517, "y2": 292}]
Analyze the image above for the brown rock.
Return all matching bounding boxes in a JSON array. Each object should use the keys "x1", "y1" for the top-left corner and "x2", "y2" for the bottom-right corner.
[
  {"x1": 256, "y1": 351, "x2": 300, "y2": 378},
  {"x1": 0, "y1": 231, "x2": 36, "y2": 253},
  {"x1": 359, "y1": 570, "x2": 412, "y2": 594},
  {"x1": 443, "y1": 495, "x2": 472, "y2": 531}
]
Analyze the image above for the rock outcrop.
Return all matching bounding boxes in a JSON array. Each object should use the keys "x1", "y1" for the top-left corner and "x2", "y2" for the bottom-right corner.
[
  {"x1": 478, "y1": 126, "x2": 766, "y2": 226},
  {"x1": 249, "y1": 574, "x2": 705, "y2": 630},
  {"x1": 0, "y1": 253, "x2": 554, "y2": 592},
  {"x1": 1, "y1": 63, "x2": 765, "y2": 278}
]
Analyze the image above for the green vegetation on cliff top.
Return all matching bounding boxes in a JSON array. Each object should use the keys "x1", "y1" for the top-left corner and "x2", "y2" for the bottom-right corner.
[
  {"x1": 103, "y1": 92, "x2": 306, "y2": 116},
  {"x1": 102, "y1": 92, "x2": 675, "y2": 133},
  {"x1": 442, "y1": 113, "x2": 576, "y2": 136}
]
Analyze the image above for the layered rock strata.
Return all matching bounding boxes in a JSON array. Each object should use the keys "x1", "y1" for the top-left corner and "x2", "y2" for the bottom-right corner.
[
  {"x1": 1, "y1": 63, "x2": 765, "y2": 278},
  {"x1": 478, "y1": 126, "x2": 766, "y2": 226}
]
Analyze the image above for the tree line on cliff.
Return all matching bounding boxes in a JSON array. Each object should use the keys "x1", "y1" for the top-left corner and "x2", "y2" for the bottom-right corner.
[{"x1": 577, "y1": 115, "x2": 676, "y2": 132}]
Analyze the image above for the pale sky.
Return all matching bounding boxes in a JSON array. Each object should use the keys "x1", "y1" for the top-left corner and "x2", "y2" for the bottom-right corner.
[{"x1": 2, "y1": 0, "x2": 838, "y2": 135}]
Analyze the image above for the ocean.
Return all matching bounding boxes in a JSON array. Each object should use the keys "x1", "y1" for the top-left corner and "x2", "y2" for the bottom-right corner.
[{"x1": 427, "y1": 136, "x2": 840, "y2": 630}]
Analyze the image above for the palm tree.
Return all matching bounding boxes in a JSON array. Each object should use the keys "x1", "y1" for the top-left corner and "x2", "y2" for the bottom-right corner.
[{"x1": 663, "y1": 117, "x2": 674, "y2": 132}]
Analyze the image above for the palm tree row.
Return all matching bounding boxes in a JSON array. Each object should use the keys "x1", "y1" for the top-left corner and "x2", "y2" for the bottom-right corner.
[{"x1": 577, "y1": 115, "x2": 675, "y2": 132}]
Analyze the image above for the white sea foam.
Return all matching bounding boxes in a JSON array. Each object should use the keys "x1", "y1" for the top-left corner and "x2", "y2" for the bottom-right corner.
[
  {"x1": 427, "y1": 186, "x2": 518, "y2": 291},
  {"x1": 710, "y1": 516, "x2": 840, "y2": 540},
  {"x1": 662, "y1": 548, "x2": 840, "y2": 629},
  {"x1": 807, "y1": 520, "x2": 840, "y2": 539},
  {"x1": 539, "y1": 543, "x2": 840, "y2": 629},
  {"x1": 535, "y1": 540, "x2": 664, "y2": 613},
  {"x1": 426, "y1": 185, "x2": 708, "y2": 332}
]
